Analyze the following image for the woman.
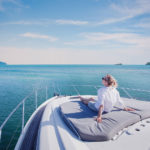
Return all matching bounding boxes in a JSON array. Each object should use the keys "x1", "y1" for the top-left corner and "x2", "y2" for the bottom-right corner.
[{"x1": 79, "y1": 74, "x2": 135, "y2": 123}]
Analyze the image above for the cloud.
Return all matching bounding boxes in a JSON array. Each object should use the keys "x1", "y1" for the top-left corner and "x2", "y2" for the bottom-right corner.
[
  {"x1": 0, "y1": 0, "x2": 4, "y2": 11},
  {"x1": 0, "y1": 20, "x2": 49, "y2": 26},
  {"x1": 0, "y1": 46, "x2": 149, "y2": 65},
  {"x1": 56, "y1": 19, "x2": 88, "y2": 25},
  {"x1": 0, "y1": 0, "x2": 6, "y2": 11},
  {"x1": 134, "y1": 18, "x2": 150, "y2": 28},
  {"x1": 0, "y1": 20, "x2": 36, "y2": 25},
  {"x1": 0, "y1": 19, "x2": 56, "y2": 26},
  {"x1": 135, "y1": 22, "x2": 150, "y2": 28},
  {"x1": 95, "y1": 15, "x2": 133, "y2": 25},
  {"x1": 0, "y1": 19, "x2": 89, "y2": 26},
  {"x1": 94, "y1": 0, "x2": 150, "y2": 26},
  {"x1": 1, "y1": 0, "x2": 150, "y2": 27},
  {"x1": 7, "y1": 0, "x2": 27, "y2": 8},
  {"x1": 20, "y1": 32, "x2": 58, "y2": 42},
  {"x1": 0, "y1": 0, "x2": 28, "y2": 12},
  {"x1": 111, "y1": 0, "x2": 150, "y2": 18},
  {"x1": 64, "y1": 32, "x2": 150, "y2": 48}
]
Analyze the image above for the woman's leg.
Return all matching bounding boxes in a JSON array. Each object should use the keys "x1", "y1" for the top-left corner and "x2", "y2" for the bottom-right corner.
[
  {"x1": 79, "y1": 95, "x2": 95, "y2": 105},
  {"x1": 88, "y1": 101, "x2": 98, "y2": 112}
]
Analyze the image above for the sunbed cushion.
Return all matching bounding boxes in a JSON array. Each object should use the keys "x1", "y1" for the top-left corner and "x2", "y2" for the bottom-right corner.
[{"x1": 59, "y1": 98, "x2": 150, "y2": 141}]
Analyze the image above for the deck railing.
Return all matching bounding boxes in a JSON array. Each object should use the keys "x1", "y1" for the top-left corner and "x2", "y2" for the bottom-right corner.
[
  {"x1": 0, "y1": 86, "x2": 48, "y2": 147},
  {"x1": 0, "y1": 84, "x2": 150, "y2": 149}
]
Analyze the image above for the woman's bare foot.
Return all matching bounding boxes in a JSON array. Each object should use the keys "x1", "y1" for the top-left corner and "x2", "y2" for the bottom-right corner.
[
  {"x1": 78, "y1": 95, "x2": 86, "y2": 101},
  {"x1": 78, "y1": 95, "x2": 88, "y2": 104},
  {"x1": 79, "y1": 96, "x2": 95, "y2": 105},
  {"x1": 82, "y1": 99, "x2": 90, "y2": 105}
]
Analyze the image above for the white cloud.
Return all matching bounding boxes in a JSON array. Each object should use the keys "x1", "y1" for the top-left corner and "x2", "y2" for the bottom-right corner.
[
  {"x1": 1, "y1": 0, "x2": 150, "y2": 27},
  {"x1": 56, "y1": 19, "x2": 88, "y2": 25},
  {"x1": 0, "y1": 46, "x2": 149, "y2": 65},
  {"x1": 0, "y1": 0, "x2": 5, "y2": 11},
  {"x1": 94, "y1": 0, "x2": 150, "y2": 26},
  {"x1": 0, "y1": 19, "x2": 55, "y2": 26},
  {"x1": 0, "y1": 19, "x2": 89, "y2": 26},
  {"x1": 20, "y1": 32, "x2": 58, "y2": 42},
  {"x1": 0, "y1": 0, "x2": 4, "y2": 11},
  {"x1": 64, "y1": 32, "x2": 150, "y2": 48},
  {"x1": 111, "y1": 0, "x2": 150, "y2": 18},
  {"x1": 8, "y1": 0, "x2": 28, "y2": 8},
  {"x1": 0, "y1": 0, "x2": 28, "y2": 12},
  {"x1": 95, "y1": 15, "x2": 133, "y2": 25},
  {"x1": 0, "y1": 20, "x2": 45, "y2": 25},
  {"x1": 134, "y1": 18, "x2": 150, "y2": 28},
  {"x1": 135, "y1": 22, "x2": 150, "y2": 28}
]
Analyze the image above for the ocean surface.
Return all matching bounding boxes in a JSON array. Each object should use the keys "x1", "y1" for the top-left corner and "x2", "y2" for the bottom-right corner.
[{"x1": 0, "y1": 64, "x2": 150, "y2": 149}]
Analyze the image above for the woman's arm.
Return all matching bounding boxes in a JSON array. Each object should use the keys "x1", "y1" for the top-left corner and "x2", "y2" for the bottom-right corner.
[
  {"x1": 79, "y1": 95, "x2": 95, "y2": 101},
  {"x1": 123, "y1": 107, "x2": 135, "y2": 111},
  {"x1": 116, "y1": 91, "x2": 126, "y2": 108},
  {"x1": 96, "y1": 105, "x2": 104, "y2": 123},
  {"x1": 117, "y1": 91, "x2": 135, "y2": 111}
]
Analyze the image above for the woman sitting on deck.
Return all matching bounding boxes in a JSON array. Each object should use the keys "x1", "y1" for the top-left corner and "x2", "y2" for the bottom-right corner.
[{"x1": 79, "y1": 74, "x2": 135, "y2": 123}]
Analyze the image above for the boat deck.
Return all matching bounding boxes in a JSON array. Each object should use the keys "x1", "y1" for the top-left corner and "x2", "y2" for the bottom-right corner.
[{"x1": 36, "y1": 96, "x2": 150, "y2": 150}]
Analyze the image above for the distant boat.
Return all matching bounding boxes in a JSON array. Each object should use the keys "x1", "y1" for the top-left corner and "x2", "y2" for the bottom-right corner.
[
  {"x1": 115, "y1": 63, "x2": 122, "y2": 65},
  {"x1": 0, "y1": 61, "x2": 7, "y2": 66},
  {"x1": 146, "y1": 62, "x2": 150, "y2": 65}
]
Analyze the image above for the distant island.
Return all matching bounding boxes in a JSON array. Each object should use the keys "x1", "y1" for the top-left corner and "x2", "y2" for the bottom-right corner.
[
  {"x1": 146, "y1": 62, "x2": 150, "y2": 65},
  {"x1": 115, "y1": 63, "x2": 123, "y2": 65},
  {"x1": 0, "y1": 61, "x2": 7, "y2": 66}
]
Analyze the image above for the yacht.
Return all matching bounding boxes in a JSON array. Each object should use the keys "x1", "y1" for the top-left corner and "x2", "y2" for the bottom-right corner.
[{"x1": 1, "y1": 85, "x2": 150, "y2": 150}]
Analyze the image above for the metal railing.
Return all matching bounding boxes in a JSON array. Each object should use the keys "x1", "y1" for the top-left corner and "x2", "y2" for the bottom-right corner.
[
  {"x1": 0, "y1": 86, "x2": 48, "y2": 142},
  {"x1": 0, "y1": 84, "x2": 150, "y2": 149}
]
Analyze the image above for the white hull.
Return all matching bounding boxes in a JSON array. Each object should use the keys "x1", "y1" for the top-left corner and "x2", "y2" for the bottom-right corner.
[{"x1": 15, "y1": 96, "x2": 150, "y2": 150}]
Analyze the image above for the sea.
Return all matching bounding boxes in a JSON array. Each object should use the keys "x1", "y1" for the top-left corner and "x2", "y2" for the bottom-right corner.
[{"x1": 0, "y1": 64, "x2": 150, "y2": 150}]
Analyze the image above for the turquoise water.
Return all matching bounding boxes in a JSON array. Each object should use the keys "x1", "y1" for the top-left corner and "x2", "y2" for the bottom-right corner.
[{"x1": 0, "y1": 65, "x2": 150, "y2": 149}]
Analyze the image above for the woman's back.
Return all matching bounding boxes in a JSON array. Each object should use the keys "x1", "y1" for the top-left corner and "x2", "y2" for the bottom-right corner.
[{"x1": 95, "y1": 87, "x2": 124, "y2": 112}]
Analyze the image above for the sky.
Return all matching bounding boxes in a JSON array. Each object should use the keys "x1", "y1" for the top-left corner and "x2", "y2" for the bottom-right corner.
[{"x1": 0, "y1": 0, "x2": 150, "y2": 65}]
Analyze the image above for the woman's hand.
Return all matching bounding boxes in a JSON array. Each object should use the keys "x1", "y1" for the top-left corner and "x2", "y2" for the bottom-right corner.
[
  {"x1": 124, "y1": 107, "x2": 135, "y2": 111},
  {"x1": 95, "y1": 116, "x2": 102, "y2": 123},
  {"x1": 95, "y1": 105, "x2": 103, "y2": 123}
]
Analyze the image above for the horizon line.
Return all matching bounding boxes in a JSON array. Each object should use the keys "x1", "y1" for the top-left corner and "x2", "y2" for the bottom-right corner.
[{"x1": 1, "y1": 63, "x2": 149, "y2": 66}]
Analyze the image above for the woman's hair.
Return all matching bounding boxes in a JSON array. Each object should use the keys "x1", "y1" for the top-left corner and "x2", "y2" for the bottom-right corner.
[{"x1": 102, "y1": 74, "x2": 118, "y2": 88}]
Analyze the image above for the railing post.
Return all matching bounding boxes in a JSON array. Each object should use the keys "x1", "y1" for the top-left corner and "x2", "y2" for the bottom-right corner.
[
  {"x1": 22, "y1": 101, "x2": 25, "y2": 132},
  {"x1": 0, "y1": 129, "x2": 2, "y2": 142},
  {"x1": 121, "y1": 88, "x2": 133, "y2": 99},
  {"x1": 0, "y1": 91, "x2": 33, "y2": 142},
  {"x1": 94, "y1": 86, "x2": 98, "y2": 90},
  {"x1": 46, "y1": 86, "x2": 48, "y2": 100},
  {"x1": 35, "y1": 90, "x2": 37, "y2": 110},
  {"x1": 57, "y1": 85, "x2": 61, "y2": 95},
  {"x1": 73, "y1": 85, "x2": 80, "y2": 95}
]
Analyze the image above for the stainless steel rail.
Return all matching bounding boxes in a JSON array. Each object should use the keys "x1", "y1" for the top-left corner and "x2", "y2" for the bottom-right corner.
[{"x1": 0, "y1": 86, "x2": 48, "y2": 141}]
